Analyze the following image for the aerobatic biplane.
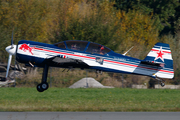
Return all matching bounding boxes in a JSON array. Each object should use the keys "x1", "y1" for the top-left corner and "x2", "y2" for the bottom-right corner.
[{"x1": 5, "y1": 36, "x2": 174, "y2": 92}]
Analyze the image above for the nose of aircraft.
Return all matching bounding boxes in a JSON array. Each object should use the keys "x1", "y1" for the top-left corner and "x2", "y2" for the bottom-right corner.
[{"x1": 5, "y1": 45, "x2": 17, "y2": 55}]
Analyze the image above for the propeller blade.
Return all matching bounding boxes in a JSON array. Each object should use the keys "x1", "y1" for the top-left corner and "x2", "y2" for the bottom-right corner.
[
  {"x1": 11, "y1": 30, "x2": 14, "y2": 48},
  {"x1": 6, "y1": 54, "x2": 12, "y2": 78}
]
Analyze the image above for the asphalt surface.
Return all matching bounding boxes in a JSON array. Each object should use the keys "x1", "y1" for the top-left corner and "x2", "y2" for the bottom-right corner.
[{"x1": 1, "y1": 112, "x2": 180, "y2": 120}]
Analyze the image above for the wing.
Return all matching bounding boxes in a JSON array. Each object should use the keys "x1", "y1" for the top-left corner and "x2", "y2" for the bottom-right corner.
[{"x1": 45, "y1": 55, "x2": 90, "y2": 68}]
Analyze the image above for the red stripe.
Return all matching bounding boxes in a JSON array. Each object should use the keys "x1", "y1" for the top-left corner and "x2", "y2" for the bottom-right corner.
[
  {"x1": 151, "y1": 49, "x2": 171, "y2": 54},
  {"x1": 159, "y1": 69, "x2": 174, "y2": 73},
  {"x1": 34, "y1": 47, "x2": 173, "y2": 74},
  {"x1": 138, "y1": 66, "x2": 174, "y2": 73},
  {"x1": 104, "y1": 59, "x2": 138, "y2": 67},
  {"x1": 35, "y1": 47, "x2": 95, "y2": 60},
  {"x1": 35, "y1": 48, "x2": 43, "y2": 51}
]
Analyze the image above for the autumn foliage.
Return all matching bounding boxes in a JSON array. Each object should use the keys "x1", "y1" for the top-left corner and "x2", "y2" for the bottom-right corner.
[{"x1": 0, "y1": 0, "x2": 180, "y2": 85}]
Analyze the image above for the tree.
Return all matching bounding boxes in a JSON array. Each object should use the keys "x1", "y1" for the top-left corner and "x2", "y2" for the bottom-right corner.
[
  {"x1": 0, "y1": 0, "x2": 58, "y2": 62},
  {"x1": 113, "y1": 0, "x2": 180, "y2": 34}
]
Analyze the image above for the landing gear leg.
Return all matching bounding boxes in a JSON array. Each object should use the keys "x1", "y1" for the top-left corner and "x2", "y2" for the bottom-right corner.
[
  {"x1": 155, "y1": 77, "x2": 165, "y2": 87},
  {"x1": 37, "y1": 64, "x2": 49, "y2": 92}
]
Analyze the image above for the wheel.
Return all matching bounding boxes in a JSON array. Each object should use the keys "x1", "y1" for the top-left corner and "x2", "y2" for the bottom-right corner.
[
  {"x1": 161, "y1": 82, "x2": 165, "y2": 87},
  {"x1": 36, "y1": 82, "x2": 49, "y2": 92},
  {"x1": 37, "y1": 84, "x2": 44, "y2": 92},
  {"x1": 41, "y1": 82, "x2": 49, "y2": 91}
]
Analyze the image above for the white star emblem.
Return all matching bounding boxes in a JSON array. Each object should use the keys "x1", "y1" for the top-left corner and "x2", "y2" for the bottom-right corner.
[{"x1": 154, "y1": 47, "x2": 165, "y2": 62}]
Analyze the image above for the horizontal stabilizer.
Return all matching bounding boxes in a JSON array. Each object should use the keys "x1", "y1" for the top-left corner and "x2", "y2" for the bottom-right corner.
[{"x1": 141, "y1": 60, "x2": 165, "y2": 67}]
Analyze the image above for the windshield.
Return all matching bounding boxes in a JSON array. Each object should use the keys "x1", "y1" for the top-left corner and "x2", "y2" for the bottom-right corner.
[
  {"x1": 54, "y1": 42, "x2": 66, "y2": 49},
  {"x1": 86, "y1": 43, "x2": 111, "y2": 55},
  {"x1": 66, "y1": 41, "x2": 88, "y2": 51}
]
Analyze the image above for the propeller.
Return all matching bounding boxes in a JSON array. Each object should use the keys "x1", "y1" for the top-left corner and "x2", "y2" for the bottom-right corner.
[
  {"x1": 5, "y1": 30, "x2": 17, "y2": 79},
  {"x1": 11, "y1": 30, "x2": 14, "y2": 49}
]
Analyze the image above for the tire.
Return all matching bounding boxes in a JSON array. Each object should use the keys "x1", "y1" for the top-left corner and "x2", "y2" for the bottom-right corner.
[
  {"x1": 37, "y1": 84, "x2": 44, "y2": 92},
  {"x1": 41, "y1": 82, "x2": 49, "y2": 91},
  {"x1": 161, "y1": 82, "x2": 165, "y2": 87}
]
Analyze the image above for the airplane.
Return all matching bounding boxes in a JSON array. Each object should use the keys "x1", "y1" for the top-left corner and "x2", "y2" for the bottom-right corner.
[{"x1": 5, "y1": 37, "x2": 174, "y2": 92}]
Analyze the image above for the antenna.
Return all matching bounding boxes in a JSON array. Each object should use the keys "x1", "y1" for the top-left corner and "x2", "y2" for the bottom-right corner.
[{"x1": 123, "y1": 46, "x2": 134, "y2": 56}]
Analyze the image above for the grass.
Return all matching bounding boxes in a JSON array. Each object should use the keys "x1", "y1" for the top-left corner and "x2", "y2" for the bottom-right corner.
[{"x1": 0, "y1": 88, "x2": 180, "y2": 112}]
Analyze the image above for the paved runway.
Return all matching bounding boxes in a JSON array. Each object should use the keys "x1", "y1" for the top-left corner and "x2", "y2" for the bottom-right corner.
[{"x1": 1, "y1": 112, "x2": 180, "y2": 120}]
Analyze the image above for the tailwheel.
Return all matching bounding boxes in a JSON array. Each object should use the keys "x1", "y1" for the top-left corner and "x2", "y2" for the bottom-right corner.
[
  {"x1": 160, "y1": 82, "x2": 165, "y2": 87},
  {"x1": 155, "y1": 77, "x2": 166, "y2": 87}
]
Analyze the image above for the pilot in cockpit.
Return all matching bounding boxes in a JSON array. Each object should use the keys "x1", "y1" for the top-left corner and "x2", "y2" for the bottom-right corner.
[
  {"x1": 71, "y1": 44, "x2": 77, "y2": 50},
  {"x1": 99, "y1": 45, "x2": 104, "y2": 55}
]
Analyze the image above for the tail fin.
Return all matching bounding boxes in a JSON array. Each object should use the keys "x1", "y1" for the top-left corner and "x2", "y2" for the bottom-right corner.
[{"x1": 144, "y1": 43, "x2": 174, "y2": 78}]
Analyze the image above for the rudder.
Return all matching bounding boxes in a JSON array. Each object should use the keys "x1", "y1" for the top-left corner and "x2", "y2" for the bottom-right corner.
[{"x1": 144, "y1": 43, "x2": 174, "y2": 78}]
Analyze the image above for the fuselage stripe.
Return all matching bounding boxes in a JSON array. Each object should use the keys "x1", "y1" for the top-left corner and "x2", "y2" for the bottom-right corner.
[
  {"x1": 151, "y1": 49, "x2": 171, "y2": 54},
  {"x1": 34, "y1": 47, "x2": 174, "y2": 74}
]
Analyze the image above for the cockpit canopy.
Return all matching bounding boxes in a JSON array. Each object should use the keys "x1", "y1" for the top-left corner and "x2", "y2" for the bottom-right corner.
[{"x1": 54, "y1": 40, "x2": 111, "y2": 55}]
